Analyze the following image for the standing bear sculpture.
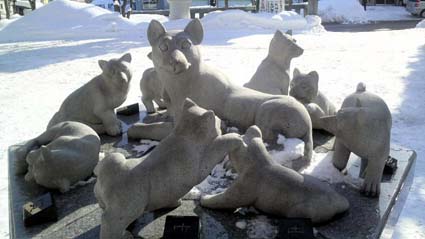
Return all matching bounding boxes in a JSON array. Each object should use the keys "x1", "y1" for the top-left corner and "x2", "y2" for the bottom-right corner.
[
  {"x1": 94, "y1": 99, "x2": 243, "y2": 239},
  {"x1": 244, "y1": 30, "x2": 304, "y2": 95},
  {"x1": 47, "y1": 53, "x2": 132, "y2": 136},
  {"x1": 140, "y1": 52, "x2": 168, "y2": 114},
  {"x1": 289, "y1": 68, "x2": 336, "y2": 130},
  {"x1": 200, "y1": 125, "x2": 349, "y2": 224},
  {"x1": 320, "y1": 83, "x2": 392, "y2": 197},
  {"x1": 14, "y1": 121, "x2": 100, "y2": 193},
  {"x1": 131, "y1": 19, "x2": 313, "y2": 162}
]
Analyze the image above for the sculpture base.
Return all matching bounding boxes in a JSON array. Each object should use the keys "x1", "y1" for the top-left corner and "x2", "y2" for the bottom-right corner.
[{"x1": 8, "y1": 113, "x2": 416, "y2": 239}]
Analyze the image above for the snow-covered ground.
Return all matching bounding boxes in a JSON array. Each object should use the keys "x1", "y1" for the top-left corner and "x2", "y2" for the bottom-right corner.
[
  {"x1": 1, "y1": 0, "x2": 425, "y2": 238},
  {"x1": 319, "y1": 0, "x2": 417, "y2": 23}
]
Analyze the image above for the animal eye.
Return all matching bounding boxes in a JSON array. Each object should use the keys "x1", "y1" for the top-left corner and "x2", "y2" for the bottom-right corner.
[
  {"x1": 181, "y1": 40, "x2": 191, "y2": 49},
  {"x1": 159, "y1": 42, "x2": 168, "y2": 52}
]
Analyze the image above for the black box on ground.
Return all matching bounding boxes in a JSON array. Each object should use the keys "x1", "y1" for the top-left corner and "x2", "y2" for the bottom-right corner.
[
  {"x1": 23, "y1": 192, "x2": 57, "y2": 227},
  {"x1": 116, "y1": 103, "x2": 139, "y2": 116},
  {"x1": 163, "y1": 215, "x2": 200, "y2": 239},
  {"x1": 277, "y1": 218, "x2": 314, "y2": 239}
]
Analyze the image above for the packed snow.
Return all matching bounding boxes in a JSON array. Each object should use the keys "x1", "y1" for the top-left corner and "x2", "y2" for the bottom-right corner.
[
  {"x1": 417, "y1": 19, "x2": 425, "y2": 28},
  {"x1": 1, "y1": 0, "x2": 425, "y2": 238}
]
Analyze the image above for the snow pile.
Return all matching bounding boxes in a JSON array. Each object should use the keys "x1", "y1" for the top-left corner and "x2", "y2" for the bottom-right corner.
[
  {"x1": 201, "y1": 10, "x2": 324, "y2": 32},
  {"x1": 365, "y1": 6, "x2": 415, "y2": 21},
  {"x1": 0, "y1": 0, "x2": 135, "y2": 42},
  {"x1": 417, "y1": 19, "x2": 425, "y2": 28},
  {"x1": 318, "y1": 0, "x2": 367, "y2": 23},
  {"x1": 269, "y1": 134, "x2": 304, "y2": 167}
]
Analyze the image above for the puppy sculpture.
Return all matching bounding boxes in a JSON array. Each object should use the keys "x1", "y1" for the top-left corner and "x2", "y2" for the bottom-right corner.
[
  {"x1": 133, "y1": 19, "x2": 313, "y2": 162},
  {"x1": 94, "y1": 99, "x2": 243, "y2": 239},
  {"x1": 289, "y1": 68, "x2": 336, "y2": 130},
  {"x1": 140, "y1": 52, "x2": 167, "y2": 114},
  {"x1": 200, "y1": 125, "x2": 349, "y2": 224},
  {"x1": 47, "y1": 53, "x2": 132, "y2": 136},
  {"x1": 14, "y1": 121, "x2": 100, "y2": 192},
  {"x1": 244, "y1": 30, "x2": 304, "y2": 95},
  {"x1": 320, "y1": 83, "x2": 392, "y2": 197}
]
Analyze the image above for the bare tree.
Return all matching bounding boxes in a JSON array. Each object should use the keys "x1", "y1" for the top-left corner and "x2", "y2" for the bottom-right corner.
[
  {"x1": 4, "y1": 0, "x2": 11, "y2": 19},
  {"x1": 28, "y1": 0, "x2": 36, "y2": 10},
  {"x1": 224, "y1": 0, "x2": 228, "y2": 8}
]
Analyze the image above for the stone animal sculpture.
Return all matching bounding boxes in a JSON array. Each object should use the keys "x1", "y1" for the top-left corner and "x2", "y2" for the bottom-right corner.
[
  {"x1": 94, "y1": 99, "x2": 243, "y2": 239},
  {"x1": 47, "y1": 53, "x2": 132, "y2": 136},
  {"x1": 140, "y1": 52, "x2": 167, "y2": 114},
  {"x1": 14, "y1": 121, "x2": 100, "y2": 192},
  {"x1": 289, "y1": 68, "x2": 336, "y2": 130},
  {"x1": 320, "y1": 83, "x2": 392, "y2": 197},
  {"x1": 244, "y1": 30, "x2": 303, "y2": 95},
  {"x1": 132, "y1": 19, "x2": 313, "y2": 162},
  {"x1": 200, "y1": 125, "x2": 350, "y2": 224}
]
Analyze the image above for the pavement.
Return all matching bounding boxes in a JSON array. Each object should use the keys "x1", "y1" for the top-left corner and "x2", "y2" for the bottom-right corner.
[{"x1": 324, "y1": 19, "x2": 422, "y2": 32}]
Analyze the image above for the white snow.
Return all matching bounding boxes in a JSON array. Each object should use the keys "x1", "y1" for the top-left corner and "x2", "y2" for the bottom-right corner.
[
  {"x1": 1, "y1": 0, "x2": 425, "y2": 238},
  {"x1": 318, "y1": 1, "x2": 416, "y2": 23},
  {"x1": 417, "y1": 19, "x2": 425, "y2": 28}
]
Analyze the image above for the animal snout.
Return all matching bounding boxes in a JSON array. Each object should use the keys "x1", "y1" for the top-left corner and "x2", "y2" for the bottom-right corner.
[{"x1": 169, "y1": 50, "x2": 191, "y2": 74}]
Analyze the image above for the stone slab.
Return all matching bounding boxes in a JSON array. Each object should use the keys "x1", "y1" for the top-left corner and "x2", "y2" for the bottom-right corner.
[{"x1": 9, "y1": 111, "x2": 416, "y2": 239}]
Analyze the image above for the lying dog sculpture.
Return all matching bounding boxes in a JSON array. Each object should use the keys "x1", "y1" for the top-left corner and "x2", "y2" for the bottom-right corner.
[
  {"x1": 14, "y1": 121, "x2": 100, "y2": 192},
  {"x1": 137, "y1": 19, "x2": 313, "y2": 162},
  {"x1": 200, "y1": 125, "x2": 349, "y2": 224},
  {"x1": 94, "y1": 99, "x2": 243, "y2": 239},
  {"x1": 48, "y1": 53, "x2": 132, "y2": 136}
]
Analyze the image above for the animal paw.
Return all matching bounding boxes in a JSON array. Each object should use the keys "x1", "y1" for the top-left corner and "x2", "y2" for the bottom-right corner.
[
  {"x1": 105, "y1": 123, "x2": 122, "y2": 136},
  {"x1": 361, "y1": 172, "x2": 381, "y2": 197}
]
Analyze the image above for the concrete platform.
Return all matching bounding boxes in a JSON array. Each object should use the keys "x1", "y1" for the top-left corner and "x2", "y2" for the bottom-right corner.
[{"x1": 8, "y1": 112, "x2": 416, "y2": 239}]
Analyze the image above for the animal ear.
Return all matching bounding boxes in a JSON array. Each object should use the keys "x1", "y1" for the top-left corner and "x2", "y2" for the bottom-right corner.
[
  {"x1": 147, "y1": 52, "x2": 152, "y2": 60},
  {"x1": 308, "y1": 71, "x2": 319, "y2": 87},
  {"x1": 184, "y1": 19, "x2": 204, "y2": 45},
  {"x1": 201, "y1": 110, "x2": 215, "y2": 122},
  {"x1": 293, "y1": 68, "x2": 301, "y2": 78},
  {"x1": 98, "y1": 60, "x2": 108, "y2": 71},
  {"x1": 120, "y1": 53, "x2": 132, "y2": 63},
  {"x1": 243, "y1": 126, "x2": 262, "y2": 143},
  {"x1": 274, "y1": 30, "x2": 284, "y2": 39},
  {"x1": 148, "y1": 20, "x2": 166, "y2": 46},
  {"x1": 285, "y1": 29, "x2": 293, "y2": 36},
  {"x1": 183, "y1": 98, "x2": 196, "y2": 110}
]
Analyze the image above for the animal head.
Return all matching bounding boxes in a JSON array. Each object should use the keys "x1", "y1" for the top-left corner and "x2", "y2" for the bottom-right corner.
[
  {"x1": 98, "y1": 53, "x2": 133, "y2": 87},
  {"x1": 268, "y1": 30, "x2": 303, "y2": 64},
  {"x1": 320, "y1": 99, "x2": 364, "y2": 135},
  {"x1": 229, "y1": 126, "x2": 272, "y2": 173},
  {"x1": 25, "y1": 146, "x2": 71, "y2": 192},
  {"x1": 147, "y1": 19, "x2": 203, "y2": 75},
  {"x1": 174, "y1": 98, "x2": 221, "y2": 141},
  {"x1": 289, "y1": 68, "x2": 319, "y2": 104}
]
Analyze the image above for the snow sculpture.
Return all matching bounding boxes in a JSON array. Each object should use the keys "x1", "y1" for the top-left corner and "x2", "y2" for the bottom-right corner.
[
  {"x1": 200, "y1": 125, "x2": 350, "y2": 223},
  {"x1": 244, "y1": 30, "x2": 303, "y2": 95},
  {"x1": 47, "y1": 53, "x2": 132, "y2": 136},
  {"x1": 140, "y1": 52, "x2": 167, "y2": 114},
  {"x1": 320, "y1": 83, "x2": 392, "y2": 197},
  {"x1": 94, "y1": 99, "x2": 243, "y2": 239},
  {"x1": 132, "y1": 19, "x2": 313, "y2": 162},
  {"x1": 289, "y1": 68, "x2": 336, "y2": 130},
  {"x1": 14, "y1": 121, "x2": 100, "y2": 193}
]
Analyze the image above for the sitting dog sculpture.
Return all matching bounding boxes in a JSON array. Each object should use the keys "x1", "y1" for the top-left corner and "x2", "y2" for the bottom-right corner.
[
  {"x1": 200, "y1": 125, "x2": 350, "y2": 224},
  {"x1": 47, "y1": 53, "x2": 132, "y2": 136},
  {"x1": 320, "y1": 83, "x2": 392, "y2": 197},
  {"x1": 14, "y1": 121, "x2": 100, "y2": 192},
  {"x1": 134, "y1": 19, "x2": 313, "y2": 162},
  {"x1": 244, "y1": 30, "x2": 303, "y2": 95},
  {"x1": 289, "y1": 68, "x2": 336, "y2": 130},
  {"x1": 140, "y1": 52, "x2": 167, "y2": 114},
  {"x1": 94, "y1": 99, "x2": 243, "y2": 239}
]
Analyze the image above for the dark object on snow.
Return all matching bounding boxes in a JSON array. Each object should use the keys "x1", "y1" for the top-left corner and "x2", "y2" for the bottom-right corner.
[
  {"x1": 363, "y1": 0, "x2": 367, "y2": 11},
  {"x1": 277, "y1": 218, "x2": 314, "y2": 239},
  {"x1": 163, "y1": 215, "x2": 200, "y2": 239},
  {"x1": 23, "y1": 193, "x2": 57, "y2": 227},
  {"x1": 116, "y1": 103, "x2": 139, "y2": 116},
  {"x1": 384, "y1": 156, "x2": 398, "y2": 175}
]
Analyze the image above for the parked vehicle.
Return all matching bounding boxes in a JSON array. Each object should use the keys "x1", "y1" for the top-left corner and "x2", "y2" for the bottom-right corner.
[{"x1": 406, "y1": 0, "x2": 425, "y2": 17}]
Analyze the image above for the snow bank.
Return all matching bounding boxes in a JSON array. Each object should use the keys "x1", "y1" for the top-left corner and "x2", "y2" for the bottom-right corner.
[
  {"x1": 0, "y1": 0, "x2": 135, "y2": 42},
  {"x1": 365, "y1": 6, "x2": 415, "y2": 21},
  {"x1": 201, "y1": 10, "x2": 324, "y2": 32},
  {"x1": 318, "y1": 0, "x2": 367, "y2": 23},
  {"x1": 417, "y1": 19, "x2": 425, "y2": 28}
]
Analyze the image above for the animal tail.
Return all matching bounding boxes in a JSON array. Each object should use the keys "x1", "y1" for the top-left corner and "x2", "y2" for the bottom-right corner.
[{"x1": 356, "y1": 82, "x2": 366, "y2": 93}]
